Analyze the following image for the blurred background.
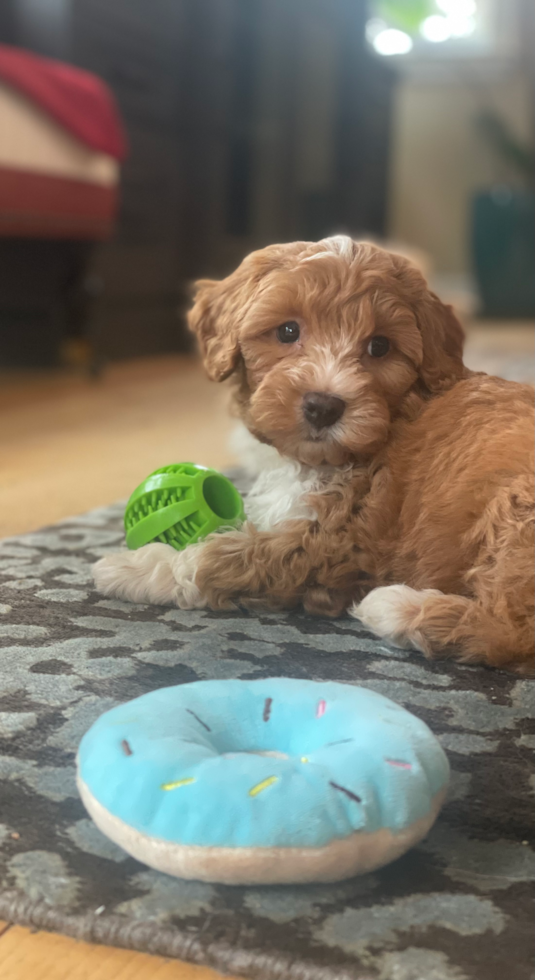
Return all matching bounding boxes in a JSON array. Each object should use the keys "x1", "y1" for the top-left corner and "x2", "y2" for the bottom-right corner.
[{"x1": 0, "y1": 0, "x2": 534, "y2": 536}]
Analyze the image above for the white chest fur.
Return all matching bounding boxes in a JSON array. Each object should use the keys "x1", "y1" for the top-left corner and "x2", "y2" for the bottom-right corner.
[
  {"x1": 230, "y1": 423, "x2": 323, "y2": 532},
  {"x1": 245, "y1": 462, "x2": 322, "y2": 531}
]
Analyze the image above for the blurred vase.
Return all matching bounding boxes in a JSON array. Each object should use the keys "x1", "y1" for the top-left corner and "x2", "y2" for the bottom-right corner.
[{"x1": 471, "y1": 187, "x2": 535, "y2": 318}]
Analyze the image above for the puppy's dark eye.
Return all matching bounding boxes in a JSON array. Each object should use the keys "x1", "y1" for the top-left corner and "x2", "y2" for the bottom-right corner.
[
  {"x1": 367, "y1": 336, "x2": 390, "y2": 358},
  {"x1": 277, "y1": 321, "x2": 300, "y2": 344}
]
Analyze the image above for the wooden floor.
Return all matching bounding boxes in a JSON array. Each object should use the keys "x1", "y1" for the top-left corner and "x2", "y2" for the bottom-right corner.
[
  {"x1": 0, "y1": 355, "x2": 236, "y2": 539},
  {"x1": 0, "y1": 320, "x2": 533, "y2": 978},
  {"x1": 0, "y1": 923, "x2": 236, "y2": 980}
]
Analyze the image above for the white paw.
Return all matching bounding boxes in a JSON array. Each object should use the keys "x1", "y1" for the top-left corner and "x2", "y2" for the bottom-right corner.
[
  {"x1": 349, "y1": 585, "x2": 442, "y2": 651},
  {"x1": 93, "y1": 542, "x2": 207, "y2": 609}
]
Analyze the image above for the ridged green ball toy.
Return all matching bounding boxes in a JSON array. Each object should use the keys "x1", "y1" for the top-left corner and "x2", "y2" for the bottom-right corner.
[{"x1": 124, "y1": 463, "x2": 245, "y2": 551}]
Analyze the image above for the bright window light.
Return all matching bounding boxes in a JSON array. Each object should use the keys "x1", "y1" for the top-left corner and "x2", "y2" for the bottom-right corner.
[
  {"x1": 420, "y1": 15, "x2": 452, "y2": 42},
  {"x1": 448, "y1": 17, "x2": 476, "y2": 37},
  {"x1": 447, "y1": 14, "x2": 476, "y2": 36},
  {"x1": 436, "y1": 0, "x2": 477, "y2": 16},
  {"x1": 365, "y1": 18, "x2": 388, "y2": 44},
  {"x1": 372, "y1": 28, "x2": 413, "y2": 56}
]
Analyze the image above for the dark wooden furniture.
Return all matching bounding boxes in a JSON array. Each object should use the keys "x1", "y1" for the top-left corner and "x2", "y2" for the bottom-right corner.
[{"x1": 0, "y1": 0, "x2": 394, "y2": 366}]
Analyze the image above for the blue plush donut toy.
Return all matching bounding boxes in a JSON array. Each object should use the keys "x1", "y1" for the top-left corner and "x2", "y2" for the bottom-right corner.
[{"x1": 77, "y1": 678, "x2": 449, "y2": 884}]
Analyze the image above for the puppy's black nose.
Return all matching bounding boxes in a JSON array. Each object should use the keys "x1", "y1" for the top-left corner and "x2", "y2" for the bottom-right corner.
[{"x1": 303, "y1": 391, "x2": 345, "y2": 429}]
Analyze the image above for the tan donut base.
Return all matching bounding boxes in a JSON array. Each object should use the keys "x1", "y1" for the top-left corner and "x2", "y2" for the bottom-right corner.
[{"x1": 78, "y1": 776, "x2": 447, "y2": 885}]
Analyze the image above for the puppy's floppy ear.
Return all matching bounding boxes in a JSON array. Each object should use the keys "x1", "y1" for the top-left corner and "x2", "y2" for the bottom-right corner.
[
  {"x1": 188, "y1": 248, "x2": 283, "y2": 382},
  {"x1": 388, "y1": 251, "x2": 465, "y2": 393},
  {"x1": 417, "y1": 291, "x2": 465, "y2": 392},
  {"x1": 187, "y1": 277, "x2": 241, "y2": 382}
]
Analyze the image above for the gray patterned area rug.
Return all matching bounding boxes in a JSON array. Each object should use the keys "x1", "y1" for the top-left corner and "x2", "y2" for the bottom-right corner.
[{"x1": 0, "y1": 494, "x2": 534, "y2": 980}]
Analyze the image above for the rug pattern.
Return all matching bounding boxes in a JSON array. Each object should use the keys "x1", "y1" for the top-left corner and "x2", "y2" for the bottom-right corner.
[{"x1": 0, "y1": 499, "x2": 534, "y2": 980}]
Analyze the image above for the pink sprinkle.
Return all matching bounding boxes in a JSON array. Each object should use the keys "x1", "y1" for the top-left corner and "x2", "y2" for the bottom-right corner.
[
  {"x1": 385, "y1": 759, "x2": 412, "y2": 770},
  {"x1": 316, "y1": 699, "x2": 326, "y2": 718}
]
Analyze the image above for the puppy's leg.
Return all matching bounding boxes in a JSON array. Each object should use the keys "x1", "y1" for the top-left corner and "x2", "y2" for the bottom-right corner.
[
  {"x1": 351, "y1": 585, "x2": 441, "y2": 651},
  {"x1": 94, "y1": 520, "x2": 357, "y2": 613},
  {"x1": 352, "y1": 476, "x2": 535, "y2": 674},
  {"x1": 92, "y1": 522, "x2": 314, "y2": 611},
  {"x1": 93, "y1": 542, "x2": 207, "y2": 608},
  {"x1": 351, "y1": 586, "x2": 534, "y2": 674},
  {"x1": 194, "y1": 521, "x2": 332, "y2": 611}
]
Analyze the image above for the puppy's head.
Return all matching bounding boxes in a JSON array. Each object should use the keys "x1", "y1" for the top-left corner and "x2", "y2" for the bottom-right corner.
[{"x1": 188, "y1": 237, "x2": 465, "y2": 466}]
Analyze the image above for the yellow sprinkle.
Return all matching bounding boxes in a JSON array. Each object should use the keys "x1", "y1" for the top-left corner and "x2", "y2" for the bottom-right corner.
[
  {"x1": 249, "y1": 775, "x2": 278, "y2": 797},
  {"x1": 300, "y1": 757, "x2": 309, "y2": 763},
  {"x1": 161, "y1": 777, "x2": 196, "y2": 791}
]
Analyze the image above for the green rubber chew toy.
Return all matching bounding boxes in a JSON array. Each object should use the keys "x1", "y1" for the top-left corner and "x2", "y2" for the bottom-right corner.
[{"x1": 124, "y1": 463, "x2": 245, "y2": 551}]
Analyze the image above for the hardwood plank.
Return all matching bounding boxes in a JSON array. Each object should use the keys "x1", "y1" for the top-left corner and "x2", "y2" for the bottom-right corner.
[
  {"x1": 0, "y1": 924, "x2": 237, "y2": 980},
  {"x1": 0, "y1": 356, "x2": 236, "y2": 538}
]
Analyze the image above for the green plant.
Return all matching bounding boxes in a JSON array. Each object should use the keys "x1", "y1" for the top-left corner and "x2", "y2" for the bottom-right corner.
[{"x1": 373, "y1": 0, "x2": 435, "y2": 33}]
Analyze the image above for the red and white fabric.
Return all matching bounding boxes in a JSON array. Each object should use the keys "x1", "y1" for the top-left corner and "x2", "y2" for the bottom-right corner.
[{"x1": 0, "y1": 44, "x2": 126, "y2": 240}]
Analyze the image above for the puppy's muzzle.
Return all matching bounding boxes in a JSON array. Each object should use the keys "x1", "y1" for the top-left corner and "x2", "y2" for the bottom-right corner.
[{"x1": 302, "y1": 392, "x2": 346, "y2": 429}]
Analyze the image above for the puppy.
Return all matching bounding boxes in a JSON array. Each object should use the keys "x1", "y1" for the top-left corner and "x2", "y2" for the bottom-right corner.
[{"x1": 94, "y1": 237, "x2": 535, "y2": 674}]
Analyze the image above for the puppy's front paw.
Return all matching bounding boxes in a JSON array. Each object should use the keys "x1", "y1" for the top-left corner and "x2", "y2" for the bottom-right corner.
[
  {"x1": 93, "y1": 542, "x2": 207, "y2": 609},
  {"x1": 349, "y1": 584, "x2": 442, "y2": 651}
]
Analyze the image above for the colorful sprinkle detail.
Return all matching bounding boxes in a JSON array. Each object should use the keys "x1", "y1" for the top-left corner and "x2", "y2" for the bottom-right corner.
[
  {"x1": 249, "y1": 775, "x2": 278, "y2": 797},
  {"x1": 161, "y1": 777, "x2": 196, "y2": 791},
  {"x1": 326, "y1": 738, "x2": 354, "y2": 747},
  {"x1": 186, "y1": 708, "x2": 211, "y2": 732},
  {"x1": 329, "y1": 781, "x2": 362, "y2": 804},
  {"x1": 385, "y1": 759, "x2": 412, "y2": 770},
  {"x1": 300, "y1": 757, "x2": 309, "y2": 763},
  {"x1": 316, "y1": 699, "x2": 327, "y2": 718},
  {"x1": 121, "y1": 739, "x2": 132, "y2": 756},
  {"x1": 263, "y1": 697, "x2": 273, "y2": 722}
]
